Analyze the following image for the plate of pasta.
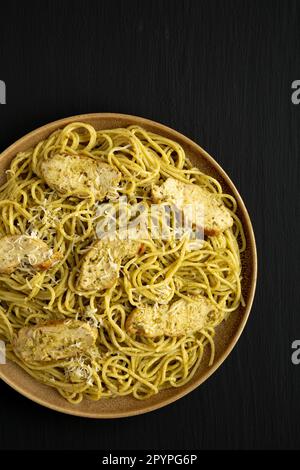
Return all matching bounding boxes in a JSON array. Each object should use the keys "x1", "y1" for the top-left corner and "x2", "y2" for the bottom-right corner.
[{"x1": 0, "y1": 114, "x2": 257, "y2": 417}]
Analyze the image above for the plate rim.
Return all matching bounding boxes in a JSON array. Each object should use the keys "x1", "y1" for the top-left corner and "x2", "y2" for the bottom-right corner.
[{"x1": 0, "y1": 113, "x2": 257, "y2": 418}]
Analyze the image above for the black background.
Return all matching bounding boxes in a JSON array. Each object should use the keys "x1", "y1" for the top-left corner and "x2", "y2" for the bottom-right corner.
[{"x1": 0, "y1": 0, "x2": 299, "y2": 451}]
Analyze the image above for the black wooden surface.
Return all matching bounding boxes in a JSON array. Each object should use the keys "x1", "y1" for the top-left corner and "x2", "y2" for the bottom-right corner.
[{"x1": 0, "y1": 0, "x2": 299, "y2": 450}]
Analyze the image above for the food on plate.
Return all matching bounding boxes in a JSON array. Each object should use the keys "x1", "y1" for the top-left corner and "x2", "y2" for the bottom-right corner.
[
  {"x1": 0, "y1": 122, "x2": 245, "y2": 403},
  {"x1": 0, "y1": 235, "x2": 62, "y2": 274},
  {"x1": 152, "y1": 177, "x2": 233, "y2": 236},
  {"x1": 40, "y1": 154, "x2": 121, "y2": 200},
  {"x1": 13, "y1": 320, "x2": 98, "y2": 363},
  {"x1": 77, "y1": 239, "x2": 142, "y2": 291},
  {"x1": 126, "y1": 297, "x2": 215, "y2": 337}
]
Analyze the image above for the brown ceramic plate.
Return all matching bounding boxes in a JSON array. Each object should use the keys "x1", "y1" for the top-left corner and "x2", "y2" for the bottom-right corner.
[{"x1": 0, "y1": 113, "x2": 257, "y2": 418}]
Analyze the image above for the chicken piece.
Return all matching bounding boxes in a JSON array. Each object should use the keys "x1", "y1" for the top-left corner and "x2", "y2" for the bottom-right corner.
[
  {"x1": 77, "y1": 239, "x2": 142, "y2": 291},
  {"x1": 35, "y1": 252, "x2": 63, "y2": 270},
  {"x1": 40, "y1": 154, "x2": 121, "y2": 200},
  {"x1": 126, "y1": 296, "x2": 215, "y2": 337},
  {"x1": 152, "y1": 177, "x2": 233, "y2": 236},
  {"x1": 0, "y1": 235, "x2": 62, "y2": 274},
  {"x1": 13, "y1": 320, "x2": 98, "y2": 363}
]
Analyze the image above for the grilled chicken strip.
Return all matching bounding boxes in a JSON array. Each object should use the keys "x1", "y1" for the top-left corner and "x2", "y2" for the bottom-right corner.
[
  {"x1": 77, "y1": 239, "x2": 142, "y2": 291},
  {"x1": 40, "y1": 154, "x2": 121, "y2": 200},
  {"x1": 126, "y1": 296, "x2": 215, "y2": 337},
  {"x1": 152, "y1": 177, "x2": 233, "y2": 236},
  {"x1": 13, "y1": 320, "x2": 98, "y2": 363},
  {"x1": 0, "y1": 235, "x2": 62, "y2": 274}
]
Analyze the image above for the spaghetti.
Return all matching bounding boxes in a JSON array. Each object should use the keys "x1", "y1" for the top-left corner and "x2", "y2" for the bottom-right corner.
[{"x1": 0, "y1": 123, "x2": 245, "y2": 403}]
